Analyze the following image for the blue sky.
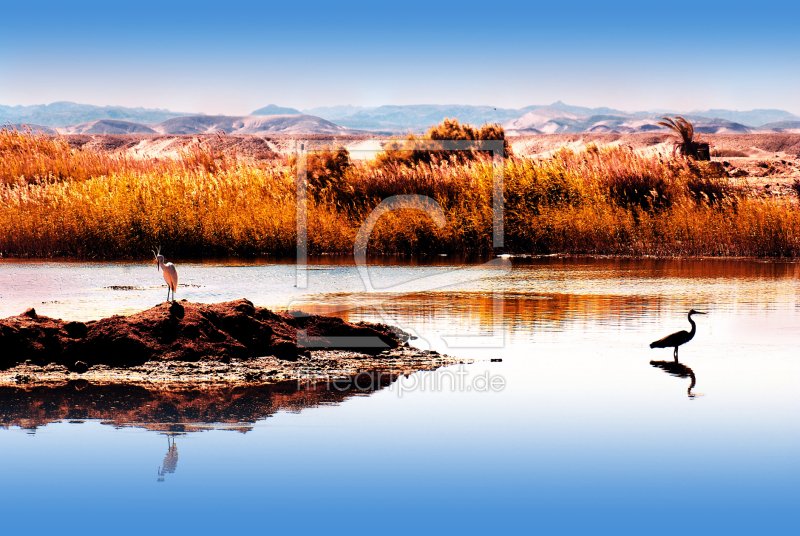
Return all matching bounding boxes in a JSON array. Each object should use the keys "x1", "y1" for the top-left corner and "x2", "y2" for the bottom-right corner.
[{"x1": 1, "y1": 1, "x2": 798, "y2": 114}]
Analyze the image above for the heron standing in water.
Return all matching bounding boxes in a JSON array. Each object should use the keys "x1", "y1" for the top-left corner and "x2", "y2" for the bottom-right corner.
[
  {"x1": 650, "y1": 309, "x2": 706, "y2": 361},
  {"x1": 153, "y1": 247, "x2": 178, "y2": 302}
]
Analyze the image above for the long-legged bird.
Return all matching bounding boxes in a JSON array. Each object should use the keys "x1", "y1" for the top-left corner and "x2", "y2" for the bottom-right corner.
[
  {"x1": 650, "y1": 309, "x2": 706, "y2": 361},
  {"x1": 153, "y1": 247, "x2": 178, "y2": 302}
]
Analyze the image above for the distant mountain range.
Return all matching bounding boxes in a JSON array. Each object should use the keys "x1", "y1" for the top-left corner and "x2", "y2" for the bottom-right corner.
[
  {"x1": 300, "y1": 104, "x2": 524, "y2": 130},
  {"x1": 293, "y1": 101, "x2": 800, "y2": 133},
  {"x1": 4, "y1": 115, "x2": 357, "y2": 136},
  {"x1": 3, "y1": 101, "x2": 800, "y2": 135},
  {"x1": 0, "y1": 101, "x2": 187, "y2": 127},
  {"x1": 500, "y1": 108, "x2": 795, "y2": 135}
]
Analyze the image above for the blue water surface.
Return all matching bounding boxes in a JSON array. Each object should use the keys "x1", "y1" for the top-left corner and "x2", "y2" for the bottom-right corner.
[{"x1": 1, "y1": 257, "x2": 798, "y2": 535}]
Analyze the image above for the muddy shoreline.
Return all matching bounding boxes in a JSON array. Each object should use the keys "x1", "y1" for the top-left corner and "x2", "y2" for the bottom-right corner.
[
  {"x1": 0, "y1": 346, "x2": 468, "y2": 389},
  {"x1": 0, "y1": 346, "x2": 469, "y2": 433},
  {"x1": 0, "y1": 298, "x2": 469, "y2": 394}
]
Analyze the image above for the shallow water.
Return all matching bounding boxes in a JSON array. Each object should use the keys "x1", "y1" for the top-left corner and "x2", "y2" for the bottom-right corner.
[{"x1": 1, "y1": 257, "x2": 799, "y2": 534}]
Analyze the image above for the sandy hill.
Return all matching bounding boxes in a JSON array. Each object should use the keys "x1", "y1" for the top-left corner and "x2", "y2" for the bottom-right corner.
[
  {"x1": 152, "y1": 114, "x2": 355, "y2": 135},
  {"x1": 507, "y1": 133, "x2": 800, "y2": 161},
  {"x1": 757, "y1": 120, "x2": 800, "y2": 133},
  {"x1": 62, "y1": 119, "x2": 158, "y2": 135},
  {"x1": 504, "y1": 109, "x2": 755, "y2": 135},
  {"x1": 505, "y1": 107, "x2": 596, "y2": 134},
  {"x1": 49, "y1": 115, "x2": 363, "y2": 136}
]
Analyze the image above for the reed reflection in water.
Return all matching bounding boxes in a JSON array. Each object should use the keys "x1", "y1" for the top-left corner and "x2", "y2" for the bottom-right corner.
[
  {"x1": 306, "y1": 291, "x2": 694, "y2": 343},
  {"x1": 1, "y1": 256, "x2": 799, "y2": 323}
]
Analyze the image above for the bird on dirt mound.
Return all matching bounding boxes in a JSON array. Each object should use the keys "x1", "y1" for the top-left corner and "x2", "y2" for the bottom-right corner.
[{"x1": 153, "y1": 246, "x2": 178, "y2": 302}]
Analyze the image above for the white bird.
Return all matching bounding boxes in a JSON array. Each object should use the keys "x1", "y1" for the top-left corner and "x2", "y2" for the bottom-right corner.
[{"x1": 153, "y1": 246, "x2": 178, "y2": 302}]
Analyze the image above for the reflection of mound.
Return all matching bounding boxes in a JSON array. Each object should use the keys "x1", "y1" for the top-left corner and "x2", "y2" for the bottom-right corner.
[
  {"x1": 650, "y1": 360, "x2": 697, "y2": 397},
  {"x1": 0, "y1": 373, "x2": 402, "y2": 434}
]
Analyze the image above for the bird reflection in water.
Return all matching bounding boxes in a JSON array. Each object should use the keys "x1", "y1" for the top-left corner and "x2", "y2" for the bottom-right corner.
[
  {"x1": 157, "y1": 434, "x2": 179, "y2": 482},
  {"x1": 650, "y1": 360, "x2": 698, "y2": 398}
]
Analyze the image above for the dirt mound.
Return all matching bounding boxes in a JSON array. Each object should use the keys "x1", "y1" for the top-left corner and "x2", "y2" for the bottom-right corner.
[
  {"x1": 702, "y1": 133, "x2": 800, "y2": 155},
  {"x1": 0, "y1": 299, "x2": 406, "y2": 369},
  {"x1": 63, "y1": 134, "x2": 285, "y2": 161},
  {"x1": 508, "y1": 133, "x2": 672, "y2": 157},
  {"x1": 507, "y1": 133, "x2": 800, "y2": 158}
]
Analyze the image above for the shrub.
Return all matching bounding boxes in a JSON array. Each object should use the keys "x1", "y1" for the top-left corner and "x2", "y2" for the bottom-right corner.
[
  {"x1": 658, "y1": 116, "x2": 706, "y2": 159},
  {"x1": 375, "y1": 118, "x2": 511, "y2": 168},
  {"x1": 305, "y1": 147, "x2": 351, "y2": 192}
]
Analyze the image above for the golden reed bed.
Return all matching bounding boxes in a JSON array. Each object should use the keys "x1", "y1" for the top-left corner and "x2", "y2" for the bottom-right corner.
[{"x1": 1, "y1": 125, "x2": 799, "y2": 258}]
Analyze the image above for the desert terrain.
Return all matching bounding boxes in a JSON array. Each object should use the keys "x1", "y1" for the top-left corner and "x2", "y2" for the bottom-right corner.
[{"x1": 63, "y1": 132, "x2": 800, "y2": 194}]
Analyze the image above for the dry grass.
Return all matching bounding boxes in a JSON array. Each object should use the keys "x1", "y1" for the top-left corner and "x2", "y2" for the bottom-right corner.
[
  {"x1": 0, "y1": 166, "x2": 297, "y2": 257},
  {"x1": 0, "y1": 127, "x2": 245, "y2": 186},
  {"x1": 1, "y1": 128, "x2": 799, "y2": 258},
  {"x1": 1, "y1": 127, "x2": 159, "y2": 185}
]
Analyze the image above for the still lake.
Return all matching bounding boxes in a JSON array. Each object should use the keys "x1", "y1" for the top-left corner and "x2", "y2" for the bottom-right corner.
[{"x1": 1, "y1": 257, "x2": 799, "y2": 534}]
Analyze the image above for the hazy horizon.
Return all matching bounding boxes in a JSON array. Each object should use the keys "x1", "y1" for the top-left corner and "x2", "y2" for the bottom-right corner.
[
  {"x1": 2, "y1": 1, "x2": 799, "y2": 115},
  {"x1": 2, "y1": 100, "x2": 798, "y2": 118}
]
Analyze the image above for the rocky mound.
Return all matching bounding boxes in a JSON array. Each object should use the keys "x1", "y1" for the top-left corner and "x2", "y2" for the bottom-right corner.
[{"x1": 0, "y1": 299, "x2": 406, "y2": 370}]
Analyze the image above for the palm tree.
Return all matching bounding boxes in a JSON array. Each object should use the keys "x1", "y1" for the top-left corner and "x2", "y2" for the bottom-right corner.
[{"x1": 658, "y1": 116, "x2": 699, "y2": 158}]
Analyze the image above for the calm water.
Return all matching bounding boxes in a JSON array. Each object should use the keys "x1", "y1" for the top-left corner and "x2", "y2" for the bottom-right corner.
[{"x1": 1, "y1": 257, "x2": 799, "y2": 535}]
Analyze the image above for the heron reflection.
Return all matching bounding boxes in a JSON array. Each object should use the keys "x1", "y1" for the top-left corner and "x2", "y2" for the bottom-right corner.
[
  {"x1": 650, "y1": 360, "x2": 697, "y2": 398},
  {"x1": 157, "y1": 434, "x2": 179, "y2": 482}
]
